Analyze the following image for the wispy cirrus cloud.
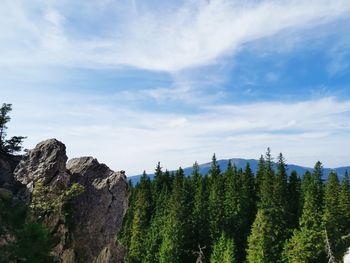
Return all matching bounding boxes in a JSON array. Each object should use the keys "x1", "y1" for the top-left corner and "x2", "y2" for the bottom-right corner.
[
  {"x1": 1, "y1": 0, "x2": 350, "y2": 72},
  {"x1": 1, "y1": 0, "x2": 350, "y2": 175}
]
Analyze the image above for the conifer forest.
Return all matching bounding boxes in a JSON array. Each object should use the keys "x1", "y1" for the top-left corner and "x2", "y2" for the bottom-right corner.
[{"x1": 118, "y1": 150, "x2": 350, "y2": 263}]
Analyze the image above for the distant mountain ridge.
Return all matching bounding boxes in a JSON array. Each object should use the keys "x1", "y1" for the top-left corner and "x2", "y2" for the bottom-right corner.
[{"x1": 128, "y1": 158, "x2": 350, "y2": 185}]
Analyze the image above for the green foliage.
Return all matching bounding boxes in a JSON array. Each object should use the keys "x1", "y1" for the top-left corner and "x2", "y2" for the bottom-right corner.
[
  {"x1": 159, "y1": 168, "x2": 187, "y2": 263},
  {"x1": 246, "y1": 209, "x2": 282, "y2": 263},
  {"x1": 191, "y1": 162, "x2": 210, "y2": 252},
  {"x1": 208, "y1": 154, "x2": 225, "y2": 241},
  {"x1": 283, "y1": 226, "x2": 325, "y2": 263},
  {"x1": 128, "y1": 172, "x2": 152, "y2": 262},
  {"x1": 323, "y1": 172, "x2": 341, "y2": 254},
  {"x1": 0, "y1": 199, "x2": 54, "y2": 263},
  {"x1": 287, "y1": 170, "x2": 301, "y2": 229},
  {"x1": 0, "y1": 103, "x2": 12, "y2": 144},
  {"x1": 7, "y1": 222, "x2": 55, "y2": 263},
  {"x1": 210, "y1": 232, "x2": 236, "y2": 263},
  {"x1": 120, "y1": 151, "x2": 350, "y2": 262},
  {"x1": 0, "y1": 103, "x2": 26, "y2": 154},
  {"x1": 30, "y1": 182, "x2": 84, "y2": 219},
  {"x1": 283, "y1": 165, "x2": 326, "y2": 263},
  {"x1": 247, "y1": 150, "x2": 288, "y2": 263}
]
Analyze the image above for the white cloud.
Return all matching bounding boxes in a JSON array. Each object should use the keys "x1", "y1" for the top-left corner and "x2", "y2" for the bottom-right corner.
[
  {"x1": 1, "y1": 0, "x2": 350, "y2": 175},
  {"x1": 3, "y1": 87, "x2": 350, "y2": 174},
  {"x1": 1, "y1": 0, "x2": 350, "y2": 72},
  {"x1": 42, "y1": 8, "x2": 67, "y2": 51}
]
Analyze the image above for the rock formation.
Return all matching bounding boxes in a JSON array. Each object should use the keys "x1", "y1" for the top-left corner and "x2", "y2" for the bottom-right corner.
[
  {"x1": 0, "y1": 151, "x2": 21, "y2": 188},
  {"x1": 10, "y1": 138, "x2": 129, "y2": 263}
]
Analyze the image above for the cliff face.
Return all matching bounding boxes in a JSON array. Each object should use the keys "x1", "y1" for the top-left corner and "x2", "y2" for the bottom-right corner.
[{"x1": 1, "y1": 139, "x2": 129, "y2": 263}]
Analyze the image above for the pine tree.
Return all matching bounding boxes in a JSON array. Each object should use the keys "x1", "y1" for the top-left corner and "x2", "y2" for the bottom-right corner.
[
  {"x1": 118, "y1": 180, "x2": 137, "y2": 249},
  {"x1": 208, "y1": 154, "x2": 225, "y2": 242},
  {"x1": 159, "y1": 168, "x2": 186, "y2": 263},
  {"x1": 258, "y1": 148, "x2": 275, "y2": 210},
  {"x1": 246, "y1": 209, "x2": 276, "y2": 263},
  {"x1": 191, "y1": 162, "x2": 210, "y2": 257},
  {"x1": 144, "y1": 165, "x2": 172, "y2": 262},
  {"x1": 340, "y1": 170, "x2": 350, "y2": 234},
  {"x1": 144, "y1": 190, "x2": 168, "y2": 263},
  {"x1": 287, "y1": 170, "x2": 301, "y2": 229},
  {"x1": 239, "y1": 163, "x2": 257, "y2": 261},
  {"x1": 247, "y1": 149, "x2": 287, "y2": 262},
  {"x1": 313, "y1": 161, "x2": 324, "y2": 206},
  {"x1": 283, "y1": 165, "x2": 325, "y2": 262},
  {"x1": 223, "y1": 161, "x2": 240, "y2": 237},
  {"x1": 210, "y1": 232, "x2": 236, "y2": 263},
  {"x1": 338, "y1": 170, "x2": 350, "y2": 258},
  {"x1": 274, "y1": 153, "x2": 288, "y2": 210},
  {"x1": 182, "y1": 174, "x2": 196, "y2": 262},
  {"x1": 0, "y1": 103, "x2": 12, "y2": 146},
  {"x1": 323, "y1": 171, "x2": 342, "y2": 260},
  {"x1": 0, "y1": 103, "x2": 26, "y2": 154},
  {"x1": 255, "y1": 155, "x2": 265, "y2": 201},
  {"x1": 128, "y1": 172, "x2": 152, "y2": 262}
]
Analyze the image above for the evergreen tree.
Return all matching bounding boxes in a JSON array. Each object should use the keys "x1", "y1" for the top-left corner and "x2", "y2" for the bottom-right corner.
[
  {"x1": 159, "y1": 168, "x2": 186, "y2": 263},
  {"x1": 208, "y1": 154, "x2": 225, "y2": 241},
  {"x1": 258, "y1": 148, "x2": 275, "y2": 209},
  {"x1": 0, "y1": 103, "x2": 26, "y2": 154},
  {"x1": 313, "y1": 161, "x2": 324, "y2": 206},
  {"x1": 182, "y1": 174, "x2": 196, "y2": 262},
  {"x1": 255, "y1": 155, "x2": 265, "y2": 201},
  {"x1": 287, "y1": 170, "x2": 301, "y2": 229},
  {"x1": 239, "y1": 163, "x2": 257, "y2": 261},
  {"x1": 191, "y1": 162, "x2": 210, "y2": 257},
  {"x1": 338, "y1": 170, "x2": 350, "y2": 258},
  {"x1": 128, "y1": 172, "x2": 152, "y2": 262},
  {"x1": 274, "y1": 153, "x2": 288, "y2": 210},
  {"x1": 144, "y1": 190, "x2": 168, "y2": 263},
  {"x1": 247, "y1": 149, "x2": 287, "y2": 262},
  {"x1": 246, "y1": 209, "x2": 276, "y2": 263},
  {"x1": 210, "y1": 232, "x2": 236, "y2": 263},
  {"x1": 273, "y1": 153, "x2": 289, "y2": 242},
  {"x1": 339, "y1": 170, "x2": 350, "y2": 234},
  {"x1": 119, "y1": 156, "x2": 350, "y2": 263},
  {"x1": 283, "y1": 164, "x2": 325, "y2": 263},
  {"x1": 0, "y1": 103, "x2": 12, "y2": 146},
  {"x1": 118, "y1": 182, "x2": 137, "y2": 249},
  {"x1": 223, "y1": 161, "x2": 240, "y2": 237},
  {"x1": 323, "y1": 171, "x2": 342, "y2": 260}
]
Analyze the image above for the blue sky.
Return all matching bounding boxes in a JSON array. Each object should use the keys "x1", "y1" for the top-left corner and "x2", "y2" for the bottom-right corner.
[{"x1": 1, "y1": 0, "x2": 350, "y2": 175}]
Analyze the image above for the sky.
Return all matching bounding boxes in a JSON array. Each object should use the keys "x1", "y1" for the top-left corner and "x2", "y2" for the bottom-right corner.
[{"x1": 1, "y1": 0, "x2": 350, "y2": 175}]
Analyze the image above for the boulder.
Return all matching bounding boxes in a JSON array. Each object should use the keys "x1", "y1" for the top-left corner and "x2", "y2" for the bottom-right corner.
[{"x1": 14, "y1": 139, "x2": 68, "y2": 187}]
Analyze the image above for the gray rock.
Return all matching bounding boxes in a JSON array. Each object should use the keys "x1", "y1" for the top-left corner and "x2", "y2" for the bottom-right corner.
[
  {"x1": 14, "y1": 139, "x2": 68, "y2": 187},
  {"x1": 12, "y1": 139, "x2": 129, "y2": 263},
  {"x1": 66, "y1": 157, "x2": 129, "y2": 263}
]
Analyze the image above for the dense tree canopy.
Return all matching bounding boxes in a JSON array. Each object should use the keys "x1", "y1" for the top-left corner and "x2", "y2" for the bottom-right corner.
[{"x1": 119, "y1": 151, "x2": 350, "y2": 262}]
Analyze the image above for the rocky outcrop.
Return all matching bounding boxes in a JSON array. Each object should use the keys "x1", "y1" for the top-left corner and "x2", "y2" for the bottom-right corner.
[
  {"x1": 65, "y1": 157, "x2": 128, "y2": 263},
  {"x1": 14, "y1": 139, "x2": 68, "y2": 187},
  {"x1": 0, "y1": 155, "x2": 13, "y2": 186},
  {"x1": 0, "y1": 151, "x2": 21, "y2": 188},
  {"x1": 12, "y1": 139, "x2": 129, "y2": 263}
]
